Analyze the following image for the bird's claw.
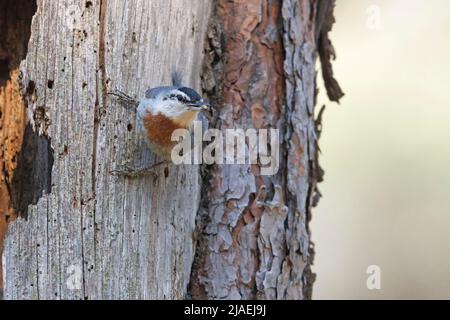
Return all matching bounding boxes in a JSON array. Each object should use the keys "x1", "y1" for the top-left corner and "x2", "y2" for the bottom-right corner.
[
  {"x1": 110, "y1": 161, "x2": 168, "y2": 178},
  {"x1": 107, "y1": 89, "x2": 139, "y2": 109}
]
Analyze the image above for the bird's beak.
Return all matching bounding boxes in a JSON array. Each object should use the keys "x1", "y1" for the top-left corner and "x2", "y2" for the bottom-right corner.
[
  {"x1": 201, "y1": 103, "x2": 211, "y2": 112},
  {"x1": 188, "y1": 99, "x2": 211, "y2": 112}
]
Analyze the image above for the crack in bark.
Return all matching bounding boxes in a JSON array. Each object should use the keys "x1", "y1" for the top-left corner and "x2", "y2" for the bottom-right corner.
[
  {"x1": 79, "y1": 0, "x2": 108, "y2": 300},
  {"x1": 94, "y1": 0, "x2": 107, "y2": 193}
]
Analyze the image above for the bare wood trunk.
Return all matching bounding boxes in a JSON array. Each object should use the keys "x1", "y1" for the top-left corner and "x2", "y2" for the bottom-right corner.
[
  {"x1": 1, "y1": 0, "x2": 341, "y2": 300},
  {"x1": 2, "y1": 0, "x2": 211, "y2": 300}
]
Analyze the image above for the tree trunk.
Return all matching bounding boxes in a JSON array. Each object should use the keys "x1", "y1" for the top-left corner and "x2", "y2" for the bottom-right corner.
[
  {"x1": 1, "y1": 0, "x2": 341, "y2": 300},
  {"x1": 189, "y1": 0, "x2": 342, "y2": 300}
]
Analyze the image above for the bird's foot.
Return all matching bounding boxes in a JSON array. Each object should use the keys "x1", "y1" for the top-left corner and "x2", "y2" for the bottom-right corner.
[
  {"x1": 107, "y1": 89, "x2": 139, "y2": 110},
  {"x1": 110, "y1": 161, "x2": 168, "y2": 178}
]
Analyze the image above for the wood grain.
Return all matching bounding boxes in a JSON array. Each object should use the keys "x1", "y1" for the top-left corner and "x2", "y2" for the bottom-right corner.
[{"x1": 3, "y1": 0, "x2": 211, "y2": 299}]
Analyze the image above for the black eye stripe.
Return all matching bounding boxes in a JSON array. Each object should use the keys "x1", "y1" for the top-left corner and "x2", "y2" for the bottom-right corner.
[
  {"x1": 177, "y1": 95, "x2": 189, "y2": 102},
  {"x1": 169, "y1": 94, "x2": 190, "y2": 103},
  {"x1": 179, "y1": 87, "x2": 202, "y2": 102}
]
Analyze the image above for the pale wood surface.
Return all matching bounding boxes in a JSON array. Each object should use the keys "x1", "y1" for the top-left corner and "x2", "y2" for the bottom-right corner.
[{"x1": 4, "y1": 0, "x2": 211, "y2": 299}]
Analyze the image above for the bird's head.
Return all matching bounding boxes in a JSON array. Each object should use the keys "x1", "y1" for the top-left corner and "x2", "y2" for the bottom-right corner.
[{"x1": 150, "y1": 86, "x2": 210, "y2": 127}]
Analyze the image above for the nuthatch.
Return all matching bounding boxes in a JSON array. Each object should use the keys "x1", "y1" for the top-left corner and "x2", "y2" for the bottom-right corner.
[{"x1": 109, "y1": 72, "x2": 211, "y2": 176}]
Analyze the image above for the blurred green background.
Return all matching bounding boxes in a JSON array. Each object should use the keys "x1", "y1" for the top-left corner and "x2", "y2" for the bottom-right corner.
[{"x1": 312, "y1": 0, "x2": 450, "y2": 299}]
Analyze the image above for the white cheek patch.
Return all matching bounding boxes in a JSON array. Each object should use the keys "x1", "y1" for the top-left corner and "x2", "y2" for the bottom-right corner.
[
  {"x1": 157, "y1": 101, "x2": 185, "y2": 117},
  {"x1": 138, "y1": 90, "x2": 194, "y2": 118},
  {"x1": 171, "y1": 90, "x2": 191, "y2": 102}
]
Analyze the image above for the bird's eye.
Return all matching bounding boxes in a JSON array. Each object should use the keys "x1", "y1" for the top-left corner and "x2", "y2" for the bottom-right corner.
[{"x1": 178, "y1": 95, "x2": 189, "y2": 103}]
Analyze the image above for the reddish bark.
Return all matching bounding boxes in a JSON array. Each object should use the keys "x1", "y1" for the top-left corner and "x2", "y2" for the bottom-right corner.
[{"x1": 0, "y1": 0, "x2": 37, "y2": 295}]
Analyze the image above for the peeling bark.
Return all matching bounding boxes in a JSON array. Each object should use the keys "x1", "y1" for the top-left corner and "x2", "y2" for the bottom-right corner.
[
  {"x1": 0, "y1": 0, "x2": 37, "y2": 297},
  {"x1": 317, "y1": 0, "x2": 344, "y2": 103}
]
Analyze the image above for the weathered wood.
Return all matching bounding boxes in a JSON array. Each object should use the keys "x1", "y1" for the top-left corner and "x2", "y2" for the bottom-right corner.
[
  {"x1": 3, "y1": 0, "x2": 211, "y2": 299},
  {"x1": 0, "y1": 0, "x2": 37, "y2": 297}
]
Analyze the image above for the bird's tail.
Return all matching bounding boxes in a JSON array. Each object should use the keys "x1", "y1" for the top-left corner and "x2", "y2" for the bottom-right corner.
[{"x1": 171, "y1": 70, "x2": 183, "y2": 87}]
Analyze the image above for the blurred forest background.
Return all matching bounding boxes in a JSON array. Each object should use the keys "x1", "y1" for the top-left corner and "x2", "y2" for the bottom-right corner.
[{"x1": 313, "y1": 0, "x2": 450, "y2": 299}]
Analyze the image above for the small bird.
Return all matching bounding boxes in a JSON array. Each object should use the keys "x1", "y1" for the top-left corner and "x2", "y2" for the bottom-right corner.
[{"x1": 109, "y1": 72, "x2": 211, "y2": 176}]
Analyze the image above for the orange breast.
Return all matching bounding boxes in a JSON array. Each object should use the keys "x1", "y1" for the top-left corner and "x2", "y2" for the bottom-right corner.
[{"x1": 143, "y1": 112, "x2": 186, "y2": 148}]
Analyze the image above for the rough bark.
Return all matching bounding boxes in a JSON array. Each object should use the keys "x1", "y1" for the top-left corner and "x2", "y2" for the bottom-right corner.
[
  {"x1": 189, "y1": 0, "x2": 341, "y2": 300},
  {"x1": 1, "y1": 0, "x2": 340, "y2": 300},
  {"x1": 2, "y1": 0, "x2": 211, "y2": 300}
]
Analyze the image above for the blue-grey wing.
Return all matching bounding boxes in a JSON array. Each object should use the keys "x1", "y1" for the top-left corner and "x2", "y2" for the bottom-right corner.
[{"x1": 171, "y1": 70, "x2": 184, "y2": 87}]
